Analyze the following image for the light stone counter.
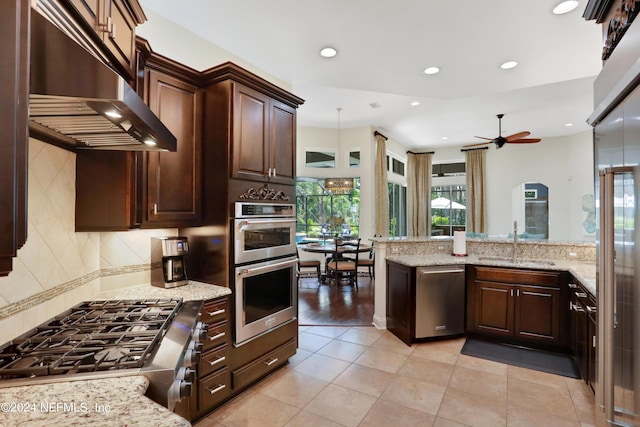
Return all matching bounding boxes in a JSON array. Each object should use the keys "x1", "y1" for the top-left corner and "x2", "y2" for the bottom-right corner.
[
  {"x1": 385, "y1": 253, "x2": 596, "y2": 295},
  {"x1": 96, "y1": 280, "x2": 231, "y2": 301},
  {"x1": 0, "y1": 376, "x2": 190, "y2": 426}
]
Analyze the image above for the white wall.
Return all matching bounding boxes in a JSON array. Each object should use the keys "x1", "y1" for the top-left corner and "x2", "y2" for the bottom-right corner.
[{"x1": 485, "y1": 130, "x2": 594, "y2": 241}]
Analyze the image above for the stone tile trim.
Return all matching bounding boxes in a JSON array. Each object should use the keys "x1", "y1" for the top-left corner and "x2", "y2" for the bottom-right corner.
[{"x1": 0, "y1": 263, "x2": 158, "y2": 321}]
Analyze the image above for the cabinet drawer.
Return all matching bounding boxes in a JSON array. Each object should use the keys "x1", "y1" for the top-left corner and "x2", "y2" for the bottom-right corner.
[
  {"x1": 198, "y1": 367, "x2": 231, "y2": 411},
  {"x1": 199, "y1": 344, "x2": 229, "y2": 378},
  {"x1": 474, "y1": 266, "x2": 560, "y2": 287},
  {"x1": 232, "y1": 338, "x2": 296, "y2": 390},
  {"x1": 203, "y1": 320, "x2": 229, "y2": 351},
  {"x1": 201, "y1": 298, "x2": 229, "y2": 324}
]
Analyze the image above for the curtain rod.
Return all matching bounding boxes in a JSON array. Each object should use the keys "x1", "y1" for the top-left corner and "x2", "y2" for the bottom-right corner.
[
  {"x1": 460, "y1": 146, "x2": 489, "y2": 152},
  {"x1": 373, "y1": 130, "x2": 388, "y2": 140},
  {"x1": 406, "y1": 150, "x2": 435, "y2": 155}
]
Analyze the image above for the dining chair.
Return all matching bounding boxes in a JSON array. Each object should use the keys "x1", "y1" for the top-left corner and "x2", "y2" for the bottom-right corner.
[
  {"x1": 296, "y1": 246, "x2": 321, "y2": 285},
  {"x1": 357, "y1": 244, "x2": 375, "y2": 278},
  {"x1": 326, "y1": 238, "x2": 360, "y2": 288}
]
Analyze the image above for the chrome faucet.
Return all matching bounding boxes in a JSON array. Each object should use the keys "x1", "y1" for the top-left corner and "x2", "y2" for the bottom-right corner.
[{"x1": 512, "y1": 220, "x2": 518, "y2": 263}]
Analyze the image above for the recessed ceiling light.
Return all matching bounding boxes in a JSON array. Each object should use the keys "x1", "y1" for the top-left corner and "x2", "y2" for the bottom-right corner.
[
  {"x1": 442, "y1": 136, "x2": 448, "y2": 140},
  {"x1": 553, "y1": 1, "x2": 579, "y2": 15},
  {"x1": 423, "y1": 66, "x2": 440, "y2": 75},
  {"x1": 564, "y1": 123, "x2": 574, "y2": 127},
  {"x1": 500, "y1": 60, "x2": 519, "y2": 70},
  {"x1": 320, "y1": 47, "x2": 337, "y2": 58},
  {"x1": 410, "y1": 101, "x2": 420, "y2": 106}
]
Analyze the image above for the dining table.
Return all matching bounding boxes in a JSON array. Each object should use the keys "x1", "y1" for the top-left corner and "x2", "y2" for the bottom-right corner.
[{"x1": 299, "y1": 241, "x2": 372, "y2": 284}]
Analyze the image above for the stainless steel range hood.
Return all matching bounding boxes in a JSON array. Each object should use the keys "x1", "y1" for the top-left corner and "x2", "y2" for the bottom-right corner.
[{"x1": 28, "y1": 11, "x2": 177, "y2": 151}]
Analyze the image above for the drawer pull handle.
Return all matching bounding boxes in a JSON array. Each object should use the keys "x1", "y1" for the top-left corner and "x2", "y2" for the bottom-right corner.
[
  {"x1": 208, "y1": 384, "x2": 226, "y2": 395},
  {"x1": 263, "y1": 357, "x2": 279, "y2": 367},
  {"x1": 208, "y1": 332, "x2": 226, "y2": 341},
  {"x1": 208, "y1": 309, "x2": 226, "y2": 316},
  {"x1": 208, "y1": 356, "x2": 226, "y2": 366}
]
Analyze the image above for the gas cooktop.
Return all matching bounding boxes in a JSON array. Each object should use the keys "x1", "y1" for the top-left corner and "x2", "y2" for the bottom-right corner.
[{"x1": 0, "y1": 298, "x2": 182, "y2": 379}]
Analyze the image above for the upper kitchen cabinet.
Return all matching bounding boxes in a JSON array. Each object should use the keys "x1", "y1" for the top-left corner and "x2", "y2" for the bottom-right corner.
[
  {"x1": 0, "y1": 0, "x2": 29, "y2": 276},
  {"x1": 142, "y1": 53, "x2": 203, "y2": 227},
  {"x1": 76, "y1": 42, "x2": 203, "y2": 230},
  {"x1": 59, "y1": 0, "x2": 145, "y2": 81},
  {"x1": 202, "y1": 63, "x2": 304, "y2": 186}
]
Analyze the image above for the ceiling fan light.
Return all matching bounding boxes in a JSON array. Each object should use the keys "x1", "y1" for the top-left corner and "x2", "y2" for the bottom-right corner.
[
  {"x1": 500, "y1": 61, "x2": 518, "y2": 70},
  {"x1": 553, "y1": 1, "x2": 579, "y2": 15}
]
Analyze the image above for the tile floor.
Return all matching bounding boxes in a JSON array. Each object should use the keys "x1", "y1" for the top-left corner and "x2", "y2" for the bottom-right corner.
[{"x1": 194, "y1": 326, "x2": 596, "y2": 427}]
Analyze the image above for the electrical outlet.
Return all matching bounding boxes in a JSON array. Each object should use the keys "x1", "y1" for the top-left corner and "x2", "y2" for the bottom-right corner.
[
  {"x1": 438, "y1": 246, "x2": 444, "y2": 250},
  {"x1": 390, "y1": 246, "x2": 399, "y2": 254}
]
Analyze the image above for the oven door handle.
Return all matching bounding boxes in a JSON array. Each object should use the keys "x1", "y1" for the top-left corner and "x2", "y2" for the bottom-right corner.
[
  {"x1": 239, "y1": 218, "x2": 296, "y2": 230},
  {"x1": 238, "y1": 259, "x2": 298, "y2": 276}
]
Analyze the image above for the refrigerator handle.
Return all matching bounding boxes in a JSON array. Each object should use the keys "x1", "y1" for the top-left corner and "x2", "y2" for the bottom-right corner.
[{"x1": 599, "y1": 169, "x2": 615, "y2": 423}]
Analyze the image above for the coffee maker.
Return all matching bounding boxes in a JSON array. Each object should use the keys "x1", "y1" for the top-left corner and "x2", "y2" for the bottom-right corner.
[{"x1": 151, "y1": 237, "x2": 189, "y2": 288}]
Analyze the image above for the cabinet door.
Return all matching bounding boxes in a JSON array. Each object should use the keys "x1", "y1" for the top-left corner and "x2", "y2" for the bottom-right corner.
[
  {"x1": 269, "y1": 99, "x2": 296, "y2": 185},
  {"x1": 386, "y1": 262, "x2": 414, "y2": 345},
  {"x1": 231, "y1": 84, "x2": 269, "y2": 182},
  {"x1": 67, "y1": 0, "x2": 100, "y2": 26},
  {"x1": 145, "y1": 70, "x2": 202, "y2": 226},
  {"x1": 101, "y1": 0, "x2": 137, "y2": 79},
  {"x1": 0, "y1": 0, "x2": 29, "y2": 275},
  {"x1": 473, "y1": 281, "x2": 514, "y2": 336},
  {"x1": 515, "y1": 285, "x2": 560, "y2": 343}
]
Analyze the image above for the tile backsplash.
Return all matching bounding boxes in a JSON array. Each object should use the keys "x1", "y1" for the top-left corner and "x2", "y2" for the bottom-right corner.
[{"x1": 0, "y1": 139, "x2": 176, "y2": 343}]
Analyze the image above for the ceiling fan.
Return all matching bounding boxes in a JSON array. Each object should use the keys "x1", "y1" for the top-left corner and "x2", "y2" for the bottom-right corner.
[{"x1": 463, "y1": 114, "x2": 541, "y2": 149}]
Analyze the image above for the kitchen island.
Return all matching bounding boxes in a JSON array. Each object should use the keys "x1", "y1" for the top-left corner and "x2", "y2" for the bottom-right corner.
[
  {"x1": 0, "y1": 281, "x2": 230, "y2": 426},
  {"x1": 371, "y1": 237, "x2": 596, "y2": 330}
]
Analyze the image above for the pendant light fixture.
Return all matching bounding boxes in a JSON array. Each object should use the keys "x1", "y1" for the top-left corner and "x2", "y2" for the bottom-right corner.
[{"x1": 325, "y1": 107, "x2": 354, "y2": 194}]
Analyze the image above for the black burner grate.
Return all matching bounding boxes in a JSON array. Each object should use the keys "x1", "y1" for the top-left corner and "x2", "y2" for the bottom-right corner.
[{"x1": 0, "y1": 298, "x2": 182, "y2": 379}]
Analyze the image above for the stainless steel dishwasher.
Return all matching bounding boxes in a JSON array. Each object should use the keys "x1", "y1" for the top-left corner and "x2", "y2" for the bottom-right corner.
[{"x1": 415, "y1": 265, "x2": 465, "y2": 339}]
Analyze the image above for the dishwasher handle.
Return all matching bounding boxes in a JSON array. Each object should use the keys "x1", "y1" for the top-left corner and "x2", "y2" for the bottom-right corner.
[{"x1": 418, "y1": 267, "x2": 465, "y2": 275}]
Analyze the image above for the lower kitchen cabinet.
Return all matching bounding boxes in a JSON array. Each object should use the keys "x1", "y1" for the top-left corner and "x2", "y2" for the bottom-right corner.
[
  {"x1": 466, "y1": 266, "x2": 569, "y2": 349},
  {"x1": 386, "y1": 261, "x2": 415, "y2": 345},
  {"x1": 569, "y1": 279, "x2": 597, "y2": 390}
]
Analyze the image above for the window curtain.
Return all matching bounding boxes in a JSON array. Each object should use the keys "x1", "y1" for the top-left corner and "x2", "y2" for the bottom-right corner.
[
  {"x1": 374, "y1": 132, "x2": 389, "y2": 236},
  {"x1": 407, "y1": 152, "x2": 432, "y2": 236},
  {"x1": 465, "y1": 148, "x2": 487, "y2": 233}
]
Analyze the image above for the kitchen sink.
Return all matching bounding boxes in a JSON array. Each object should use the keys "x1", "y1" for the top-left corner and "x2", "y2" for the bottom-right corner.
[{"x1": 478, "y1": 256, "x2": 555, "y2": 266}]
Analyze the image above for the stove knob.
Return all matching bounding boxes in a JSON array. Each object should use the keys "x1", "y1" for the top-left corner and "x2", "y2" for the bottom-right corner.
[
  {"x1": 180, "y1": 380, "x2": 192, "y2": 399},
  {"x1": 192, "y1": 322, "x2": 208, "y2": 342},
  {"x1": 183, "y1": 341, "x2": 202, "y2": 366},
  {"x1": 169, "y1": 379, "x2": 193, "y2": 402}
]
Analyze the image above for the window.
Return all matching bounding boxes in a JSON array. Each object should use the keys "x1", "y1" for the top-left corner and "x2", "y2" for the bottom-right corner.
[
  {"x1": 388, "y1": 183, "x2": 407, "y2": 237},
  {"x1": 392, "y1": 158, "x2": 405, "y2": 176},
  {"x1": 349, "y1": 151, "x2": 360, "y2": 167},
  {"x1": 305, "y1": 150, "x2": 336, "y2": 168},
  {"x1": 296, "y1": 178, "x2": 360, "y2": 241},
  {"x1": 431, "y1": 185, "x2": 466, "y2": 236}
]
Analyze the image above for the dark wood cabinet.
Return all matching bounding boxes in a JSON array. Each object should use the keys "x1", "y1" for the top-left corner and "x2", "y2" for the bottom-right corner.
[
  {"x1": 386, "y1": 261, "x2": 415, "y2": 345},
  {"x1": 143, "y1": 67, "x2": 202, "y2": 227},
  {"x1": 467, "y1": 266, "x2": 568, "y2": 349},
  {"x1": 231, "y1": 83, "x2": 297, "y2": 185},
  {"x1": 569, "y1": 280, "x2": 597, "y2": 390},
  {"x1": 203, "y1": 63, "x2": 303, "y2": 189},
  {"x1": 64, "y1": 0, "x2": 145, "y2": 81},
  {"x1": 76, "y1": 47, "x2": 203, "y2": 230},
  {"x1": 0, "y1": 0, "x2": 29, "y2": 276}
]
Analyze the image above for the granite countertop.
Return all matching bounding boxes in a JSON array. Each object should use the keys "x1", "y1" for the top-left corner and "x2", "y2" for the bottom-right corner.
[
  {"x1": 385, "y1": 253, "x2": 596, "y2": 295},
  {"x1": 0, "y1": 376, "x2": 189, "y2": 426},
  {"x1": 96, "y1": 280, "x2": 231, "y2": 301},
  {"x1": 0, "y1": 281, "x2": 232, "y2": 426}
]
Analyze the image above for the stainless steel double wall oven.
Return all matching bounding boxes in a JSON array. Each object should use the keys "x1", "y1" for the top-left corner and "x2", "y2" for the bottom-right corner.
[{"x1": 232, "y1": 202, "x2": 298, "y2": 345}]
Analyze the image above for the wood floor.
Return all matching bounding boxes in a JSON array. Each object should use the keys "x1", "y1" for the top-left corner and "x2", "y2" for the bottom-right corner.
[{"x1": 297, "y1": 274, "x2": 374, "y2": 326}]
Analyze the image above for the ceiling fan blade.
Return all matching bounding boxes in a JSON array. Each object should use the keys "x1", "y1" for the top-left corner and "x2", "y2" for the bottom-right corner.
[
  {"x1": 463, "y1": 141, "x2": 493, "y2": 148},
  {"x1": 473, "y1": 136, "x2": 494, "y2": 141},
  {"x1": 508, "y1": 138, "x2": 541, "y2": 144},
  {"x1": 505, "y1": 131, "x2": 530, "y2": 141}
]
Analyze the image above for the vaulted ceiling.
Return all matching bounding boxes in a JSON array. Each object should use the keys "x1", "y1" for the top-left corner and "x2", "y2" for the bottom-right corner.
[{"x1": 139, "y1": 0, "x2": 604, "y2": 150}]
